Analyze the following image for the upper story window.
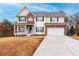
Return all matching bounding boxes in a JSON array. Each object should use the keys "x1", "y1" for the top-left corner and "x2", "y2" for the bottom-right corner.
[
  {"x1": 36, "y1": 16, "x2": 44, "y2": 22},
  {"x1": 46, "y1": 17, "x2": 64, "y2": 23},
  {"x1": 59, "y1": 17, "x2": 64, "y2": 23},
  {"x1": 28, "y1": 16, "x2": 33, "y2": 21},
  {"x1": 19, "y1": 16, "x2": 26, "y2": 22},
  {"x1": 50, "y1": 17, "x2": 57, "y2": 23}
]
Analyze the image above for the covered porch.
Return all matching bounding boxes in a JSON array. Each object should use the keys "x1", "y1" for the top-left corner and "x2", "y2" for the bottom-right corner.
[{"x1": 14, "y1": 24, "x2": 34, "y2": 36}]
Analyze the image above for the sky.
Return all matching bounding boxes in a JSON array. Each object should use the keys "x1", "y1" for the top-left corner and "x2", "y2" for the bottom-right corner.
[{"x1": 0, "y1": 3, "x2": 79, "y2": 23}]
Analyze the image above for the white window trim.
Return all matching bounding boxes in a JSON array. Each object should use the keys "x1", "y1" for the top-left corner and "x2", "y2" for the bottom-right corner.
[
  {"x1": 36, "y1": 16, "x2": 44, "y2": 22},
  {"x1": 28, "y1": 16, "x2": 33, "y2": 21},
  {"x1": 51, "y1": 17, "x2": 58, "y2": 23},
  {"x1": 36, "y1": 27, "x2": 44, "y2": 32},
  {"x1": 19, "y1": 17, "x2": 26, "y2": 22},
  {"x1": 18, "y1": 26, "x2": 25, "y2": 32}
]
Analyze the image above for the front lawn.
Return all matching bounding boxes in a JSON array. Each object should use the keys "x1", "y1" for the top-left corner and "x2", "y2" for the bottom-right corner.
[
  {"x1": 72, "y1": 36, "x2": 79, "y2": 41},
  {"x1": 0, "y1": 36, "x2": 44, "y2": 56}
]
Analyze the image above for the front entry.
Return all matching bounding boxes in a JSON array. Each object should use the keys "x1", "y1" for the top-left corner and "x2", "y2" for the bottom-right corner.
[{"x1": 27, "y1": 25, "x2": 32, "y2": 34}]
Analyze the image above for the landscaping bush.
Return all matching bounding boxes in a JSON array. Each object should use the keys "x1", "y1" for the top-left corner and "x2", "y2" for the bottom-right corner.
[{"x1": 69, "y1": 26, "x2": 75, "y2": 36}]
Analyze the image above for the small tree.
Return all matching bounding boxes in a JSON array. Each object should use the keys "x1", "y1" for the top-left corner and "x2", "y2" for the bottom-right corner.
[
  {"x1": 1, "y1": 19, "x2": 14, "y2": 37},
  {"x1": 69, "y1": 26, "x2": 75, "y2": 36}
]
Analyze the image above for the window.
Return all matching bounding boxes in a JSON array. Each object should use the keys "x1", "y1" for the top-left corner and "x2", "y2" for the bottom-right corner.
[
  {"x1": 36, "y1": 27, "x2": 44, "y2": 32},
  {"x1": 46, "y1": 17, "x2": 50, "y2": 22},
  {"x1": 28, "y1": 16, "x2": 33, "y2": 21},
  {"x1": 59, "y1": 17, "x2": 64, "y2": 23},
  {"x1": 36, "y1": 17, "x2": 44, "y2": 22},
  {"x1": 18, "y1": 26, "x2": 25, "y2": 32},
  {"x1": 19, "y1": 16, "x2": 26, "y2": 22},
  {"x1": 50, "y1": 17, "x2": 57, "y2": 23}
]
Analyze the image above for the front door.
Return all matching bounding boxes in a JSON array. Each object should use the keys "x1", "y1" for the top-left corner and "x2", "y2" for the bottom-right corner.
[{"x1": 27, "y1": 25, "x2": 32, "y2": 34}]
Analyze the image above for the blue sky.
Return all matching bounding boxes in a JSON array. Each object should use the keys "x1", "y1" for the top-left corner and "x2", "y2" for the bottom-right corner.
[{"x1": 0, "y1": 3, "x2": 79, "y2": 23}]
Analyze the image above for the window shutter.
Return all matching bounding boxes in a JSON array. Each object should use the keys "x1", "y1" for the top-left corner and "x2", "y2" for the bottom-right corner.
[
  {"x1": 19, "y1": 27, "x2": 20, "y2": 32},
  {"x1": 36, "y1": 17, "x2": 37, "y2": 22},
  {"x1": 42, "y1": 27, "x2": 44, "y2": 32},
  {"x1": 19, "y1": 17, "x2": 20, "y2": 21},
  {"x1": 36, "y1": 27, "x2": 37, "y2": 32},
  {"x1": 57, "y1": 17, "x2": 59, "y2": 22},
  {"x1": 50, "y1": 17, "x2": 52, "y2": 22},
  {"x1": 25, "y1": 17, "x2": 26, "y2": 21},
  {"x1": 43, "y1": 17, "x2": 44, "y2": 21}
]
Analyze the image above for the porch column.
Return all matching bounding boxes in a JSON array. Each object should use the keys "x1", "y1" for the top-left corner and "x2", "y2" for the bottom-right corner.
[
  {"x1": 14, "y1": 25, "x2": 15, "y2": 35},
  {"x1": 32, "y1": 26, "x2": 34, "y2": 34},
  {"x1": 25, "y1": 25, "x2": 27, "y2": 35},
  {"x1": 17, "y1": 26, "x2": 19, "y2": 34}
]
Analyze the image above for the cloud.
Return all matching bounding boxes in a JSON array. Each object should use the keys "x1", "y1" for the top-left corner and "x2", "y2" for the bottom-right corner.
[
  {"x1": 26, "y1": 3, "x2": 58, "y2": 12},
  {"x1": 5, "y1": 3, "x2": 22, "y2": 7},
  {"x1": 61, "y1": 4, "x2": 79, "y2": 16},
  {"x1": 0, "y1": 3, "x2": 79, "y2": 22}
]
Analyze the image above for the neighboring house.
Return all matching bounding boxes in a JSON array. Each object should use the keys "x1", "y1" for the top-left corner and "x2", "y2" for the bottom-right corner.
[
  {"x1": 67, "y1": 16, "x2": 73, "y2": 30},
  {"x1": 14, "y1": 7, "x2": 67, "y2": 36},
  {"x1": 68, "y1": 15, "x2": 79, "y2": 29},
  {"x1": 67, "y1": 15, "x2": 78, "y2": 29}
]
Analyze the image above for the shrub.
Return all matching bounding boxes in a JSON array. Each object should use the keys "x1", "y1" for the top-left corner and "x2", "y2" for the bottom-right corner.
[{"x1": 69, "y1": 26, "x2": 75, "y2": 36}]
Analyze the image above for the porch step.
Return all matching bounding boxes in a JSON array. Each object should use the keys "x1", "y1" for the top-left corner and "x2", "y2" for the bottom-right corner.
[{"x1": 27, "y1": 34, "x2": 32, "y2": 36}]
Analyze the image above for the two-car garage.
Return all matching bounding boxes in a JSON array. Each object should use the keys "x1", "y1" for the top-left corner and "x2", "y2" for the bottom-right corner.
[
  {"x1": 45, "y1": 24, "x2": 67, "y2": 35},
  {"x1": 47, "y1": 28, "x2": 64, "y2": 35}
]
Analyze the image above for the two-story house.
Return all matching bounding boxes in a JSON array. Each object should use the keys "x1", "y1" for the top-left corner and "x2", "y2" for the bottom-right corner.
[{"x1": 14, "y1": 7, "x2": 67, "y2": 36}]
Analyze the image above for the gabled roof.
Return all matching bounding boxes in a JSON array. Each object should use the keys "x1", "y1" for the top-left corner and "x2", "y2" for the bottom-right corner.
[
  {"x1": 16, "y1": 7, "x2": 30, "y2": 17},
  {"x1": 16, "y1": 7, "x2": 65, "y2": 17}
]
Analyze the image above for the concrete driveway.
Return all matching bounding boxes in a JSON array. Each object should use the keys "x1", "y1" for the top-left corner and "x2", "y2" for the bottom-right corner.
[{"x1": 34, "y1": 35, "x2": 79, "y2": 56}]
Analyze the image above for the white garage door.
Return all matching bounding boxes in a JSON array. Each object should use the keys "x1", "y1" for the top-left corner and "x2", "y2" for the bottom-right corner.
[{"x1": 47, "y1": 28, "x2": 64, "y2": 35}]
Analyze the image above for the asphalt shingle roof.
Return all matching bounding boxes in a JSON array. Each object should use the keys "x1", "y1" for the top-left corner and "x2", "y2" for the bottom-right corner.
[
  {"x1": 17, "y1": 7, "x2": 65, "y2": 17},
  {"x1": 32, "y1": 12, "x2": 65, "y2": 17}
]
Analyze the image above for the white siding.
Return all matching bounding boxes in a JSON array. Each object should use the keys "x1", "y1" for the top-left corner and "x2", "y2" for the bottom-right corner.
[
  {"x1": 46, "y1": 17, "x2": 50, "y2": 23},
  {"x1": 18, "y1": 8, "x2": 30, "y2": 16},
  {"x1": 16, "y1": 17, "x2": 27, "y2": 23},
  {"x1": 59, "y1": 17, "x2": 64, "y2": 23},
  {"x1": 34, "y1": 26, "x2": 45, "y2": 34},
  {"x1": 35, "y1": 17, "x2": 44, "y2": 26},
  {"x1": 52, "y1": 17, "x2": 57, "y2": 23},
  {"x1": 46, "y1": 17, "x2": 57, "y2": 23},
  {"x1": 46, "y1": 17, "x2": 64, "y2": 23},
  {"x1": 14, "y1": 25, "x2": 27, "y2": 35},
  {"x1": 34, "y1": 17, "x2": 45, "y2": 34},
  {"x1": 28, "y1": 16, "x2": 33, "y2": 21}
]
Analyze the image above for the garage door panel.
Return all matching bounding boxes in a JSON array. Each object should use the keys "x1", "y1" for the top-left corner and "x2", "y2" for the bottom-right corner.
[{"x1": 47, "y1": 28, "x2": 64, "y2": 35}]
